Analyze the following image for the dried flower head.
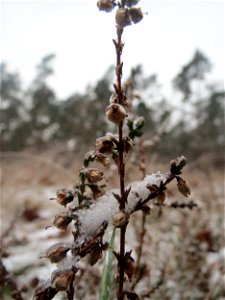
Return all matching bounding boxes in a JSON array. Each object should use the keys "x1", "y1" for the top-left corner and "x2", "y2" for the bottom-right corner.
[
  {"x1": 106, "y1": 103, "x2": 127, "y2": 124},
  {"x1": 112, "y1": 211, "x2": 128, "y2": 227},
  {"x1": 97, "y1": 0, "x2": 115, "y2": 13},
  {"x1": 95, "y1": 135, "x2": 116, "y2": 154},
  {"x1": 124, "y1": 250, "x2": 136, "y2": 281},
  {"x1": 86, "y1": 168, "x2": 104, "y2": 183},
  {"x1": 95, "y1": 153, "x2": 111, "y2": 167},
  {"x1": 115, "y1": 8, "x2": 132, "y2": 28},
  {"x1": 157, "y1": 191, "x2": 166, "y2": 204},
  {"x1": 53, "y1": 213, "x2": 72, "y2": 231},
  {"x1": 41, "y1": 243, "x2": 72, "y2": 263},
  {"x1": 177, "y1": 176, "x2": 191, "y2": 197},
  {"x1": 33, "y1": 279, "x2": 57, "y2": 300},
  {"x1": 51, "y1": 267, "x2": 77, "y2": 291},
  {"x1": 52, "y1": 189, "x2": 74, "y2": 207},
  {"x1": 129, "y1": 7, "x2": 144, "y2": 24}
]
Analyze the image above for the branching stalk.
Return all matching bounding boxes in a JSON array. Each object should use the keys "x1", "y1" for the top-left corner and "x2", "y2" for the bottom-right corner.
[{"x1": 114, "y1": 25, "x2": 127, "y2": 300}]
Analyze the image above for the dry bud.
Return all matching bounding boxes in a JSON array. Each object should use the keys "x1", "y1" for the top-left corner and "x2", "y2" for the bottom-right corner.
[
  {"x1": 115, "y1": 8, "x2": 132, "y2": 28},
  {"x1": 112, "y1": 211, "x2": 128, "y2": 227},
  {"x1": 97, "y1": 0, "x2": 115, "y2": 12},
  {"x1": 53, "y1": 213, "x2": 72, "y2": 231},
  {"x1": 129, "y1": 7, "x2": 144, "y2": 24},
  {"x1": 177, "y1": 177, "x2": 191, "y2": 197},
  {"x1": 54, "y1": 189, "x2": 74, "y2": 207},
  {"x1": 42, "y1": 243, "x2": 72, "y2": 263},
  {"x1": 106, "y1": 103, "x2": 127, "y2": 124},
  {"x1": 51, "y1": 267, "x2": 76, "y2": 291},
  {"x1": 170, "y1": 155, "x2": 187, "y2": 175}
]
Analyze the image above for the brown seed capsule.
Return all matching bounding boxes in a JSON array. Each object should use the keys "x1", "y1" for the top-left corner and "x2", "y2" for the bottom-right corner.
[
  {"x1": 112, "y1": 211, "x2": 128, "y2": 228},
  {"x1": 51, "y1": 268, "x2": 76, "y2": 291},
  {"x1": 86, "y1": 168, "x2": 104, "y2": 183},
  {"x1": 55, "y1": 189, "x2": 74, "y2": 207},
  {"x1": 97, "y1": 0, "x2": 115, "y2": 13},
  {"x1": 115, "y1": 8, "x2": 132, "y2": 28},
  {"x1": 177, "y1": 177, "x2": 191, "y2": 197},
  {"x1": 53, "y1": 213, "x2": 72, "y2": 231},
  {"x1": 105, "y1": 103, "x2": 127, "y2": 125},
  {"x1": 129, "y1": 7, "x2": 144, "y2": 24},
  {"x1": 42, "y1": 243, "x2": 71, "y2": 263}
]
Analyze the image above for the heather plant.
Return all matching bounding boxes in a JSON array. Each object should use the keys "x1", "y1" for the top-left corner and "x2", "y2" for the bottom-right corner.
[{"x1": 34, "y1": 1, "x2": 196, "y2": 299}]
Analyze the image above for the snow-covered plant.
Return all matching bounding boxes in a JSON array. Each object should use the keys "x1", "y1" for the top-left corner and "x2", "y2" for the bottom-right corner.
[{"x1": 34, "y1": 1, "x2": 195, "y2": 299}]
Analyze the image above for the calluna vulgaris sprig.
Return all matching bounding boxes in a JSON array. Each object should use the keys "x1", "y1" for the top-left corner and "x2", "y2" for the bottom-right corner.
[{"x1": 34, "y1": 1, "x2": 196, "y2": 299}]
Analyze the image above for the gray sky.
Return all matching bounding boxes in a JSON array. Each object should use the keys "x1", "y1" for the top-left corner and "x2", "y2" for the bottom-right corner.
[{"x1": 1, "y1": 0, "x2": 224, "y2": 99}]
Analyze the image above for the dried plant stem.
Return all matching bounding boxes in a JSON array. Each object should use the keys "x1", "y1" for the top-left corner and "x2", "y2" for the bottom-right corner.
[{"x1": 114, "y1": 25, "x2": 127, "y2": 300}]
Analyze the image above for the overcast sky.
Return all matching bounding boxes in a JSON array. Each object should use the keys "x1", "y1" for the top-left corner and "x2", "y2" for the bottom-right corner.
[{"x1": 1, "y1": 0, "x2": 224, "y2": 99}]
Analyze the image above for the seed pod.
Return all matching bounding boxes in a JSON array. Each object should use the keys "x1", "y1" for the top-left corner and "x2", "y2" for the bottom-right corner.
[
  {"x1": 115, "y1": 8, "x2": 132, "y2": 28},
  {"x1": 97, "y1": 0, "x2": 115, "y2": 12},
  {"x1": 177, "y1": 177, "x2": 191, "y2": 197},
  {"x1": 129, "y1": 7, "x2": 144, "y2": 24},
  {"x1": 51, "y1": 267, "x2": 76, "y2": 291},
  {"x1": 55, "y1": 189, "x2": 74, "y2": 207},
  {"x1": 41, "y1": 243, "x2": 72, "y2": 263},
  {"x1": 86, "y1": 168, "x2": 104, "y2": 183},
  {"x1": 53, "y1": 213, "x2": 72, "y2": 231},
  {"x1": 112, "y1": 211, "x2": 128, "y2": 227},
  {"x1": 106, "y1": 103, "x2": 127, "y2": 125}
]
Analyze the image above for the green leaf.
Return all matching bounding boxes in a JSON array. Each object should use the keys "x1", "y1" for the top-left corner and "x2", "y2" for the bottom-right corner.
[{"x1": 99, "y1": 228, "x2": 116, "y2": 300}]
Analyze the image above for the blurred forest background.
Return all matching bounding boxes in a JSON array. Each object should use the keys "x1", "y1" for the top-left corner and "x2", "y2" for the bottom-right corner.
[{"x1": 1, "y1": 49, "x2": 224, "y2": 164}]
